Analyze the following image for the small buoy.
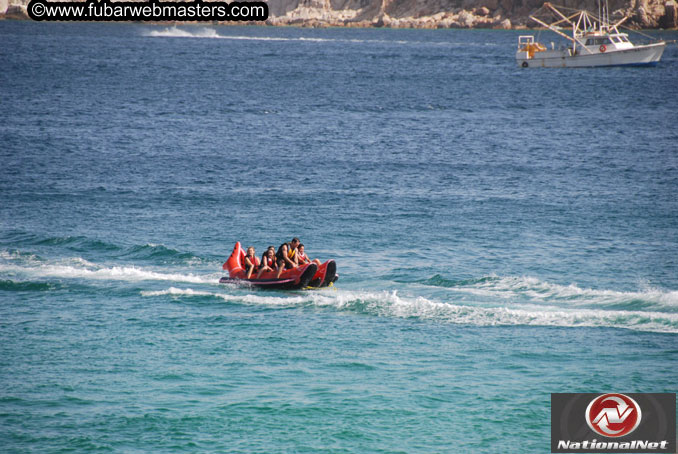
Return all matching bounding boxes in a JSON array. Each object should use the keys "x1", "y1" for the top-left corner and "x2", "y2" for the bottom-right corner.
[
  {"x1": 599, "y1": 44, "x2": 607, "y2": 53},
  {"x1": 522, "y1": 61, "x2": 529, "y2": 68}
]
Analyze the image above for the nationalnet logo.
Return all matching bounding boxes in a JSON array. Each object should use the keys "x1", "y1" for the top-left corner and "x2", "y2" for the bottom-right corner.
[
  {"x1": 552, "y1": 393, "x2": 676, "y2": 453},
  {"x1": 585, "y1": 394, "x2": 642, "y2": 438}
]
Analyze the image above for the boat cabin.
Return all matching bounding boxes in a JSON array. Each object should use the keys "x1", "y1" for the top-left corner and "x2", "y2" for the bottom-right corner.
[{"x1": 580, "y1": 33, "x2": 633, "y2": 53}]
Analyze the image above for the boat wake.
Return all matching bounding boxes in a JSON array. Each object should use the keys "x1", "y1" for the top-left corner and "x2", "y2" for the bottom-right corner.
[
  {"x1": 142, "y1": 26, "x2": 464, "y2": 46},
  {"x1": 421, "y1": 274, "x2": 678, "y2": 312},
  {"x1": 3, "y1": 247, "x2": 677, "y2": 333},
  {"x1": 143, "y1": 26, "x2": 403, "y2": 43},
  {"x1": 0, "y1": 250, "x2": 220, "y2": 285},
  {"x1": 140, "y1": 285, "x2": 678, "y2": 334}
]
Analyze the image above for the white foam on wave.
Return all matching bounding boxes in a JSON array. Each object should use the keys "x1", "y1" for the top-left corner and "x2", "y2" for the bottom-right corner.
[
  {"x1": 146, "y1": 26, "x2": 222, "y2": 39},
  {"x1": 63, "y1": 257, "x2": 99, "y2": 268},
  {"x1": 143, "y1": 26, "x2": 432, "y2": 45},
  {"x1": 452, "y1": 275, "x2": 678, "y2": 310},
  {"x1": 146, "y1": 27, "x2": 307, "y2": 41},
  {"x1": 142, "y1": 287, "x2": 678, "y2": 333},
  {"x1": 0, "y1": 249, "x2": 41, "y2": 263},
  {"x1": 142, "y1": 286, "x2": 313, "y2": 306},
  {"x1": 142, "y1": 287, "x2": 220, "y2": 297},
  {"x1": 0, "y1": 262, "x2": 219, "y2": 285},
  {"x1": 320, "y1": 289, "x2": 678, "y2": 332}
]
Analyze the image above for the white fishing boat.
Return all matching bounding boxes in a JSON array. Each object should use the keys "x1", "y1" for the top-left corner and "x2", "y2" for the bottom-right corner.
[{"x1": 516, "y1": 2, "x2": 666, "y2": 68}]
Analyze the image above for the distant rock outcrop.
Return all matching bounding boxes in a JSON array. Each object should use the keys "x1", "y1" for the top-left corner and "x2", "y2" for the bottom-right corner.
[
  {"x1": 659, "y1": 0, "x2": 678, "y2": 27},
  {"x1": 2, "y1": 2, "x2": 29, "y2": 19}
]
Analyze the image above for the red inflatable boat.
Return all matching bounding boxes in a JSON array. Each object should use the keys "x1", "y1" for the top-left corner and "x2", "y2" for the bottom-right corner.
[{"x1": 219, "y1": 242, "x2": 337, "y2": 290}]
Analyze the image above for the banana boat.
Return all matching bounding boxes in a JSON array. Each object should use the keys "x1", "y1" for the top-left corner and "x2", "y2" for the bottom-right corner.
[{"x1": 219, "y1": 242, "x2": 337, "y2": 290}]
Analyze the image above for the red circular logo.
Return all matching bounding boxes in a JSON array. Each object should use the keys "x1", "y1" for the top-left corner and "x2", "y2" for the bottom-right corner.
[{"x1": 585, "y1": 393, "x2": 642, "y2": 438}]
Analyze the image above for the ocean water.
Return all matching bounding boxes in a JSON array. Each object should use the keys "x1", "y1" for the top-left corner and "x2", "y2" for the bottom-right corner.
[{"x1": 1, "y1": 21, "x2": 677, "y2": 453}]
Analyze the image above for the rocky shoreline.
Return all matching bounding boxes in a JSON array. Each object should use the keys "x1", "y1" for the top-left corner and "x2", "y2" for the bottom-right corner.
[
  {"x1": 2, "y1": 0, "x2": 677, "y2": 29},
  {"x1": 265, "y1": 0, "x2": 678, "y2": 29}
]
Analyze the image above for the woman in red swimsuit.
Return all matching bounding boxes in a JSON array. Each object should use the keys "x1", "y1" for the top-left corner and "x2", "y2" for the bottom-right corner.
[{"x1": 257, "y1": 246, "x2": 278, "y2": 279}]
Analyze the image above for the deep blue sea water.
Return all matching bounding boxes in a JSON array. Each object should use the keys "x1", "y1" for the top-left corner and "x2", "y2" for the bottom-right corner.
[{"x1": 1, "y1": 21, "x2": 677, "y2": 453}]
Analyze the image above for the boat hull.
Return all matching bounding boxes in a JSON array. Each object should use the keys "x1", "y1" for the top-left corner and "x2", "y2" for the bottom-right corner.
[
  {"x1": 219, "y1": 264, "x2": 318, "y2": 289},
  {"x1": 517, "y1": 42, "x2": 665, "y2": 68},
  {"x1": 307, "y1": 260, "x2": 337, "y2": 288}
]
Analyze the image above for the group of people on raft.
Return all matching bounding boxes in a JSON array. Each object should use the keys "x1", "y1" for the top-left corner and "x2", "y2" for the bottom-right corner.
[{"x1": 243, "y1": 237, "x2": 322, "y2": 280}]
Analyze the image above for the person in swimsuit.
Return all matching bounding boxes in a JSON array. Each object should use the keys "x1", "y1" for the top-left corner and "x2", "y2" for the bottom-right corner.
[
  {"x1": 275, "y1": 242, "x2": 297, "y2": 278},
  {"x1": 287, "y1": 237, "x2": 300, "y2": 263},
  {"x1": 257, "y1": 246, "x2": 277, "y2": 279},
  {"x1": 296, "y1": 244, "x2": 321, "y2": 266},
  {"x1": 243, "y1": 246, "x2": 259, "y2": 279}
]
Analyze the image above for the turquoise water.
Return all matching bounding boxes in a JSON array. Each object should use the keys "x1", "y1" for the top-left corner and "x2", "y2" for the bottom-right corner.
[{"x1": 1, "y1": 22, "x2": 677, "y2": 453}]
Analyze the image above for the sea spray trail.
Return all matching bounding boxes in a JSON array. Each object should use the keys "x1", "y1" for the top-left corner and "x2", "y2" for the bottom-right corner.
[
  {"x1": 4, "y1": 245, "x2": 677, "y2": 319},
  {"x1": 0, "y1": 249, "x2": 222, "y2": 285},
  {"x1": 418, "y1": 274, "x2": 678, "y2": 312},
  {"x1": 4, "y1": 242, "x2": 678, "y2": 327},
  {"x1": 140, "y1": 287, "x2": 678, "y2": 333},
  {"x1": 4, "y1": 246, "x2": 676, "y2": 313},
  {"x1": 142, "y1": 25, "x2": 491, "y2": 47},
  {"x1": 0, "y1": 262, "x2": 220, "y2": 285}
]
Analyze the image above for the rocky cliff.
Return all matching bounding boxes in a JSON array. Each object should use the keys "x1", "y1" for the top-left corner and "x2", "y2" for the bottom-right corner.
[
  {"x1": 1, "y1": 0, "x2": 677, "y2": 28},
  {"x1": 265, "y1": 0, "x2": 678, "y2": 29}
]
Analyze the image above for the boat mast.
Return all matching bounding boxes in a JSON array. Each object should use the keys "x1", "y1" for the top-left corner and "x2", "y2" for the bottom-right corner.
[
  {"x1": 529, "y1": 3, "x2": 596, "y2": 54},
  {"x1": 604, "y1": 0, "x2": 610, "y2": 31},
  {"x1": 529, "y1": 14, "x2": 573, "y2": 42}
]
